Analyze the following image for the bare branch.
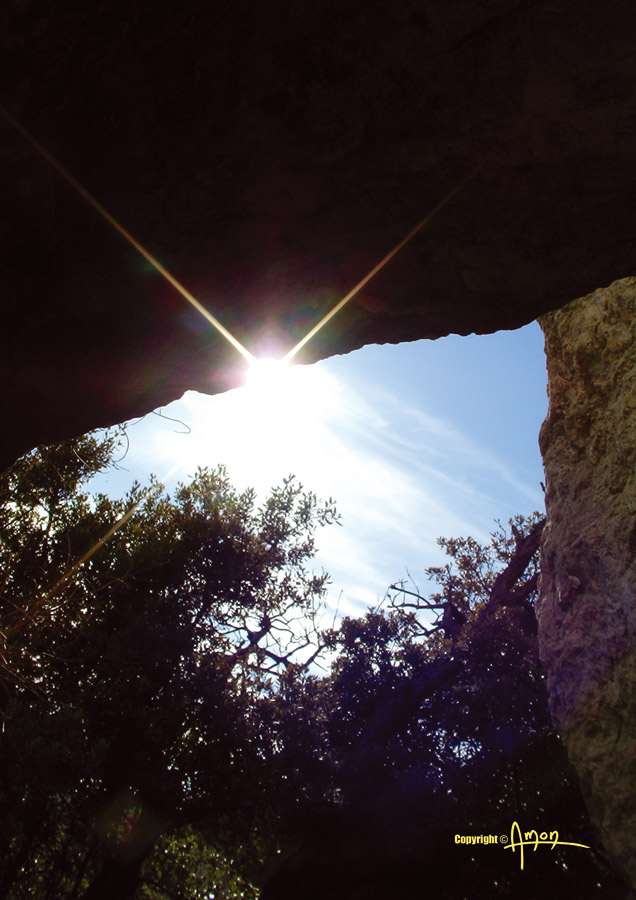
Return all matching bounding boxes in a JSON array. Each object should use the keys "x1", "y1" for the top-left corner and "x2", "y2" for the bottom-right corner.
[{"x1": 388, "y1": 584, "x2": 446, "y2": 610}]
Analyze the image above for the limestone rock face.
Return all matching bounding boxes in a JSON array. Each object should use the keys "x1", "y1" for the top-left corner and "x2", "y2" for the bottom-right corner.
[
  {"x1": 3, "y1": 1, "x2": 636, "y2": 467},
  {"x1": 538, "y1": 280, "x2": 636, "y2": 886}
]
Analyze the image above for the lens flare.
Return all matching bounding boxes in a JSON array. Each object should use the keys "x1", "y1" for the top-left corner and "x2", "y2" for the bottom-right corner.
[
  {"x1": 244, "y1": 357, "x2": 291, "y2": 393},
  {"x1": 1, "y1": 106, "x2": 254, "y2": 364},
  {"x1": 283, "y1": 157, "x2": 487, "y2": 363},
  {"x1": 3, "y1": 106, "x2": 486, "y2": 370}
]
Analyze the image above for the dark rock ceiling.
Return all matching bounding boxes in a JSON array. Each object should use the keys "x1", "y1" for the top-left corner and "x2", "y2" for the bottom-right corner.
[{"x1": 2, "y1": 0, "x2": 636, "y2": 468}]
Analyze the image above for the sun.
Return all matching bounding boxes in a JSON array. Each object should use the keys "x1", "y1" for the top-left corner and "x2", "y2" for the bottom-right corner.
[
  {"x1": 244, "y1": 357, "x2": 291, "y2": 394},
  {"x1": 241, "y1": 355, "x2": 334, "y2": 428},
  {"x1": 234, "y1": 355, "x2": 342, "y2": 446}
]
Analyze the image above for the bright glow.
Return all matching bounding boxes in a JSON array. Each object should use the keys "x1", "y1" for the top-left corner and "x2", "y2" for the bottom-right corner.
[
  {"x1": 120, "y1": 360, "x2": 493, "y2": 615},
  {"x1": 93, "y1": 328, "x2": 546, "y2": 619},
  {"x1": 237, "y1": 357, "x2": 340, "y2": 443},
  {"x1": 244, "y1": 357, "x2": 291, "y2": 394},
  {"x1": 3, "y1": 106, "x2": 488, "y2": 370}
]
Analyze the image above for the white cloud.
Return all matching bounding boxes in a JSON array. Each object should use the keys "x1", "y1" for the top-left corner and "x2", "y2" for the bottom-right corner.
[{"x1": 95, "y1": 353, "x2": 542, "y2": 620}]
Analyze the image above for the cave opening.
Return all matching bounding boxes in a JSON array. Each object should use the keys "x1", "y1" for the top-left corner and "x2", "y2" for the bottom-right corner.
[{"x1": 89, "y1": 325, "x2": 548, "y2": 617}]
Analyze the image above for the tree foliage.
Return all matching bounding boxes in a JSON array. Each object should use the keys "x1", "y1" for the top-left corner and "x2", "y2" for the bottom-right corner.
[
  {"x1": 265, "y1": 513, "x2": 621, "y2": 899},
  {"x1": 0, "y1": 433, "x2": 337, "y2": 899},
  {"x1": 0, "y1": 433, "x2": 625, "y2": 899}
]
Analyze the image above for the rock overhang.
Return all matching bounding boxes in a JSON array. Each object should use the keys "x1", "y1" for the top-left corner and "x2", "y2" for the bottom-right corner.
[{"x1": 2, "y1": 0, "x2": 636, "y2": 467}]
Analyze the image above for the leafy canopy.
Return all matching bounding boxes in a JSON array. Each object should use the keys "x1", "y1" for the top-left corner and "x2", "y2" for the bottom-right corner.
[
  {"x1": 0, "y1": 432, "x2": 337, "y2": 899},
  {"x1": 0, "y1": 433, "x2": 623, "y2": 899}
]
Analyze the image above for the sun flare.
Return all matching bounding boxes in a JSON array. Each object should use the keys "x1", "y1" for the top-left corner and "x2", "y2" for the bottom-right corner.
[
  {"x1": 230, "y1": 356, "x2": 342, "y2": 450},
  {"x1": 244, "y1": 357, "x2": 291, "y2": 393},
  {"x1": 239, "y1": 355, "x2": 338, "y2": 428}
]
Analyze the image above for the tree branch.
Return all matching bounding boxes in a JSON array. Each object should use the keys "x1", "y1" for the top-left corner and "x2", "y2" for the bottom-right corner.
[
  {"x1": 341, "y1": 518, "x2": 546, "y2": 775},
  {"x1": 483, "y1": 518, "x2": 545, "y2": 615},
  {"x1": 343, "y1": 656, "x2": 462, "y2": 775}
]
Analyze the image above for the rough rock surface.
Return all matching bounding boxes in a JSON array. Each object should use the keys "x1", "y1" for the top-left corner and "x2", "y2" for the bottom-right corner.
[
  {"x1": 538, "y1": 279, "x2": 636, "y2": 886},
  {"x1": 3, "y1": 1, "x2": 636, "y2": 467}
]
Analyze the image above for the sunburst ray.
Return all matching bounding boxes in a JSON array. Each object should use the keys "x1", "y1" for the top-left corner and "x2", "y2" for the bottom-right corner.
[
  {"x1": 1, "y1": 107, "x2": 254, "y2": 363},
  {"x1": 283, "y1": 158, "x2": 486, "y2": 363}
]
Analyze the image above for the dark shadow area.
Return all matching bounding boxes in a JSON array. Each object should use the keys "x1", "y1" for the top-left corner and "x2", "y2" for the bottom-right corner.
[{"x1": 0, "y1": 435, "x2": 628, "y2": 898}]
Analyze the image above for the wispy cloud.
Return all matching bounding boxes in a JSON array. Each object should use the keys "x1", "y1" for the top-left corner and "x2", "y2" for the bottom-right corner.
[{"x1": 93, "y1": 353, "x2": 543, "y2": 619}]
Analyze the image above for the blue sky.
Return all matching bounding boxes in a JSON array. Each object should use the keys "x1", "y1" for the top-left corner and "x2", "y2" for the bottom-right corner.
[{"x1": 92, "y1": 322, "x2": 547, "y2": 617}]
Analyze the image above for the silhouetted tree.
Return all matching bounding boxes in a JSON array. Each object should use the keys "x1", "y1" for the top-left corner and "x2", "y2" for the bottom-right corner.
[
  {"x1": 0, "y1": 436, "x2": 624, "y2": 899},
  {"x1": 262, "y1": 515, "x2": 624, "y2": 899},
  {"x1": 0, "y1": 433, "x2": 337, "y2": 899}
]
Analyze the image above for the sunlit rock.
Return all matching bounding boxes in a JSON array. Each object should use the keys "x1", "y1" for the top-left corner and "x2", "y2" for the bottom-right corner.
[{"x1": 538, "y1": 279, "x2": 636, "y2": 887}]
